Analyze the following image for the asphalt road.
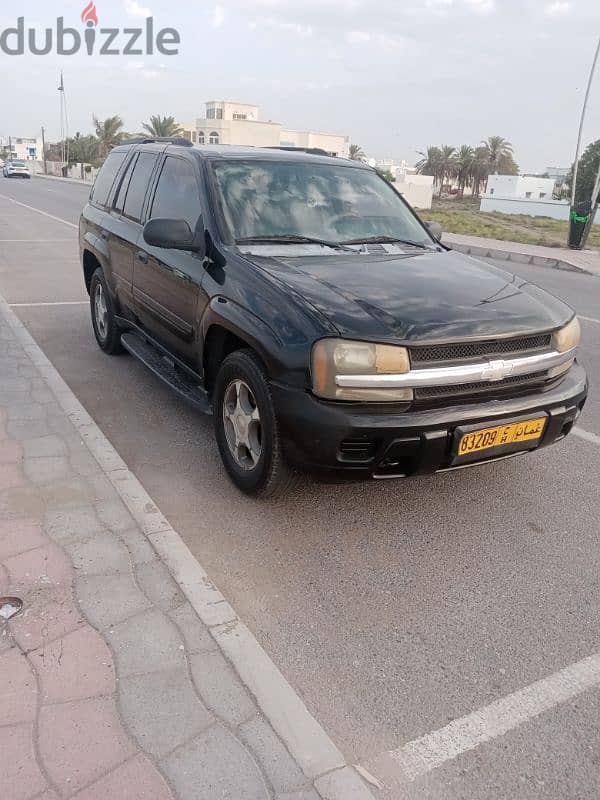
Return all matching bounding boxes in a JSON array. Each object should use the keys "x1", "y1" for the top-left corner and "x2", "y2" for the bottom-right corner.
[{"x1": 1, "y1": 175, "x2": 600, "y2": 799}]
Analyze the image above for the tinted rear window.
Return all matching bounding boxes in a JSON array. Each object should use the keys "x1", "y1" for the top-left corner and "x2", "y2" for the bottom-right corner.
[
  {"x1": 91, "y1": 151, "x2": 127, "y2": 208},
  {"x1": 123, "y1": 152, "x2": 158, "y2": 222}
]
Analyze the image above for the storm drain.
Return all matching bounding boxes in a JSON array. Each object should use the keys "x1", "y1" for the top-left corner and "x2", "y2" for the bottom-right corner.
[{"x1": 0, "y1": 597, "x2": 23, "y2": 621}]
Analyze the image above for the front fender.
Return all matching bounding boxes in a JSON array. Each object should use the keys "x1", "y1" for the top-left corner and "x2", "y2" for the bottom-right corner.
[{"x1": 200, "y1": 297, "x2": 310, "y2": 387}]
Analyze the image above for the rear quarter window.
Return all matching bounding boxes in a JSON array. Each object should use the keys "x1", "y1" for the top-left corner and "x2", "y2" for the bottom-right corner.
[{"x1": 90, "y1": 151, "x2": 127, "y2": 208}]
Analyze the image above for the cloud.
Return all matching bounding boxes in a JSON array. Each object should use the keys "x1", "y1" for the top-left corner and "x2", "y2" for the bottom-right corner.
[
  {"x1": 463, "y1": 0, "x2": 495, "y2": 14},
  {"x1": 545, "y1": 1, "x2": 570, "y2": 16},
  {"x1": 124, "y1": 61, "x2": 164, "y2": 79},
  {"x1": 248, "y1": 18, "x2": 313, "y2": 37},
  {"x1": 124, "y1": 0, "x2": 153, "y2": 18},
  {"x1": 212, "y1": 6, "x2": 226, "y2": 27},
  {"x1": 346, "y1": 31, "x2": 371, "y2": 43}
]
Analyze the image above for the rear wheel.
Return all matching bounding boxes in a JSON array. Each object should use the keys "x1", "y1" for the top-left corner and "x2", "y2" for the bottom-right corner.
[
  {"x1": 90, "y1": 268, "x2": 123, "y2": 355},
  {"x1": 213, "y1": 350, "x2": 298, "y2": 496}
]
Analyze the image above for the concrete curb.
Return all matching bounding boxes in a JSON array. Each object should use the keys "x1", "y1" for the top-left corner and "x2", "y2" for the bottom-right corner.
[
  {"x1": 446, "y1": 240, "x2": 592, "y2": 276},
  {"x1": 0, "y1": 293, "x2": 376, "y2": 800},
  {"x1": 32, "y1": 173, "x2": 92, "y2": 186}
]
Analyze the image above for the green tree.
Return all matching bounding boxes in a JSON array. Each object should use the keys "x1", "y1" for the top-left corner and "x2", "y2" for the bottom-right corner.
[
  {"x1": 455, "y1": 145, "x2": 474, "y2": 195},
  {"x1": 376, "y1": 168, "x2": 395, "y2": 183},
  {"x1": 470, "y1": 146, "x2": 490, "y2": 197},
  {"x1": 416, "y1": 146, "x2": 442, "y2": 189},
  {"x1": 348, "y1": 143, "x2": 366, "y2": 161},
  {"x1": 141, "y1": 114, "x2": 183, "y2": 138},
  {"x1": 481, "y1": 135, "x2": 514, "y2": 175},
  {"x1": 417, "y1": 145, "x2": 455, "y2": 196},
  {"x1": 93, "y1": 115, "x2": 125, "y2": 157},
  {"x1": 568, "y1": 139, "x2": 600, "y2": 204},
  {"x1": 437, "y1": 145, "x2": 456, "y2": 196},
  {"x1": 67, "y1": 132, "x2": 100, "y2": 166}
]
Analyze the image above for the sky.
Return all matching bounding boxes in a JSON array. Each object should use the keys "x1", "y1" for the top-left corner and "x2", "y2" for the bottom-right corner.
[{"x1": 1, "y1": 0, "x2": 599, "y2": 172}]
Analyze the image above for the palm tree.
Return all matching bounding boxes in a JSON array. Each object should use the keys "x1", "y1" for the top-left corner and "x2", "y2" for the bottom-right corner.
[
  {"x1": 93, "y1": 115, "x2": 125, "y2": 157},
  {"x1": 438, "y1": 145, "x2": 456, "y2": 196},
  {"x1": 455, "y1": 145, "x2": 474, "y2": 196},
  {"x1": 416, "y1": 146, "x2": 442, "y2": 190},
  {"x1": 481, "y1": 136, "x2": 513, "y2": 175},
  {"x1": 141, "y1": 114, "x2": 183, "y2": 138},
  {"x1": 348, "y1": 143, "x2": 366, "y2": 161},
  {"x1": 471, "y1": 146, "x2": 490, "y2": 197}
]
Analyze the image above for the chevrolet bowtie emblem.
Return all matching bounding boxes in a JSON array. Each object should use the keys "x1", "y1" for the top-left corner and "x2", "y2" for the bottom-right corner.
[{"x1": 481, "y1": 359, "x2": 515, "y2": 382}]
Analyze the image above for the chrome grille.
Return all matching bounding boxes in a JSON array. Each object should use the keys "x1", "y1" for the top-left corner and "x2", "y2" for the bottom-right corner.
[
  {"x1": 415, "y1": 371, "x2": 551, "y2": 401},
  {"x1": 411, "y1": 334, "x2": 552, "y2": 365}
]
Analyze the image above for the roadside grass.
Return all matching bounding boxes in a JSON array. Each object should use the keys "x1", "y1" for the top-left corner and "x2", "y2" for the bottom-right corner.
[{"x1": 419, "y1": 197, "x2": 600, "y2": 249}]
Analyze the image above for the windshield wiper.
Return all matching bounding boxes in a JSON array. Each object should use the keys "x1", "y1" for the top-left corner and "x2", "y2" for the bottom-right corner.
[
  {"x1": 340, "y1": 235, "x2": 433, "y2": 250},
  {"x1": 235, "y1": 234, "x2": 357, "y2": 252}
]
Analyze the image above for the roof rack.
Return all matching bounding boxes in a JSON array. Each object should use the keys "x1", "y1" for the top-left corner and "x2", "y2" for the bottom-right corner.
[
  {"x1": 123, "y1": 137, "x2": 193, "y2": 147},
  {"x1": 266, "y1": 146, "x2": 331, "y2": 157}
]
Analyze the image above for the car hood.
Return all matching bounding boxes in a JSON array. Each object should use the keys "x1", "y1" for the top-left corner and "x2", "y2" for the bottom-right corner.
[{"x1": 250, "y1": 249, "x2": 572, "y2": 343}]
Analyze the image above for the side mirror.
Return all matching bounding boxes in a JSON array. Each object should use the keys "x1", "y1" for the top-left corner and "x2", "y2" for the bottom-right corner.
[
  {"x1": 426, "y1": 221, "x2": 443, "y2": 241},
  {"x1": 143, "y1": 218, "x2": 206, "y2": 257}
]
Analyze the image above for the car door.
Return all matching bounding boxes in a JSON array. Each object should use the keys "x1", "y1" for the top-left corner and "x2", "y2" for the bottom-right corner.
[
  {"x1": 134, "y1": 154, "x2": 205, "y2": 363},
  {"x1": 103, "y1": 150, "x2": 138, "y2": 314},
  {"x1": 110, "y1": 149, "x2": 160, "y2": 312}
]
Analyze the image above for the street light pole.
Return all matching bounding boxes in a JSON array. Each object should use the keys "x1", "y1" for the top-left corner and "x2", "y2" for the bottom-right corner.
[
  {"x1": 571, "y1": 34, "x2": 600, "y2": 207},
  {"x1": 41, "y1": 126, "x2": 47, "y2": 175}
]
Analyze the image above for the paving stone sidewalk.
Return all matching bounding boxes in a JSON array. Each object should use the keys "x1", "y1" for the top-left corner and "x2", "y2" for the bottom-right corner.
[
  {"x1": 0, "y1": 307, "x2": 367, "y2": 799},
  {"x1": 444, "y1": 231, "x2": 600, "y2": 277}
]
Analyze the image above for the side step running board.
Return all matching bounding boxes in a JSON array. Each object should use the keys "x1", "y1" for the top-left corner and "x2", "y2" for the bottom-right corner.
[{"x1": 121, "y1": 332, "x2": 212, "y2": 415}]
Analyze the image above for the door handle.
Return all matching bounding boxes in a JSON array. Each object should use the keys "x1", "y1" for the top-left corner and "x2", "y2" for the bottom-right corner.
[{"x1": 137, "y1": 251, "x2": 149, "y2": 264}]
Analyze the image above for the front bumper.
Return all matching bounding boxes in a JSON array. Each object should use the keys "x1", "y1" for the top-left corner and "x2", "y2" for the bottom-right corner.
[{"x1": 272, "y1": 364, "x2": 588, "y2": 478}]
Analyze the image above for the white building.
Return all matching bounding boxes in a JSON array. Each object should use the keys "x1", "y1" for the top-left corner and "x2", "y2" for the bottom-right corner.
[
  {"x1": 486, "y1": 175, "x2": 556, "y2": 200},
  {"x1": 0, "y1": 136, "x2": 43, "y2": 161},
  {"x1": 366, "y1": 157, "x2": 433, "y2": 209},
  {"x1": 181, "y1": 101, "x2": 349, "y2": 158},
  {"x1": 395, "y1": 173, "x2": 434, "y2": 210},
  {"x1": 479, "y1": 174, "x2": 579, "y2": 221}
]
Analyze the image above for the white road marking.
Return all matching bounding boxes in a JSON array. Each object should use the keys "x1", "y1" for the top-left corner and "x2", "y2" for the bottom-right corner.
[
  {"x1": 386, "y1": 652, "x2": 600, "y2": 781},
  {"x1": 0, "y1": 193, "x2": 78, "y2": 229},
  {"x1": 9, "y1": 301, "x2": 88, "y2": 308},
  {"x1": 580, "y1": 315, "x2": 600, "y2": 325},
  {"x1": 572, "y1": 427, "x2": 600, "y2": 446}
]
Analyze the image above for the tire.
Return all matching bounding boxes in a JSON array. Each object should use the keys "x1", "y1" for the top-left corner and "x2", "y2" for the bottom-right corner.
[
  {"x1": 213, "y1": 349, "x2": 299, "y2": 497},
  {"x1": 89, "y1": 267, "x2": 123, "y2": 355}
]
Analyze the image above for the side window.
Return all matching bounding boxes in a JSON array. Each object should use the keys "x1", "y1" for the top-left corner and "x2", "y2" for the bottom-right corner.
[
  {"x1": 112, "y1": 154, "x2": 137, "y2": 215},
  {"x1": 123, "y1": 152, "x2": 158, "y2": 223},
  {"x1": 90, "y1": 151, "x2": 127, "y2": 208},
  {"x1": 150, "y1": 157, "x2": 201, "y2": 230}
]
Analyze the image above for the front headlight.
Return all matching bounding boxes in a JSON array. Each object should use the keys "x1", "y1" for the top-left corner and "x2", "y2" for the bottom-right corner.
[
  {"x1": 311, "y1": 338, "x2": 413, "y2": 401},
  {"x1": 552, "y1": 317, "x2": 580, "y2": 353}
]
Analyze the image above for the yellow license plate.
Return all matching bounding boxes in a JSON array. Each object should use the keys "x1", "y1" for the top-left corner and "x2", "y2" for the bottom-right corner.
[{"x1": 457, "y1": 417, "x2": 547, "y2": 457}]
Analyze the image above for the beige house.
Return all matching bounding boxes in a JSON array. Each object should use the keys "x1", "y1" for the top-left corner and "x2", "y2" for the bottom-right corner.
[{"x1": 181, "y1": 101, "x2": 349, "y2": 158}]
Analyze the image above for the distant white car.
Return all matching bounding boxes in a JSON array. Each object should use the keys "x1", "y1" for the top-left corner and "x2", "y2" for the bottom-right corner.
[{"x1": 3, "y1": 160, "x2": 31, "y2": 179}]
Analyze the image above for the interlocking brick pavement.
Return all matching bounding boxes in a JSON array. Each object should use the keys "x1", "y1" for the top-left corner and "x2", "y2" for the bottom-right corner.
[{"x1": 0, "y1": 292, "x2": 372, "y2": 799}]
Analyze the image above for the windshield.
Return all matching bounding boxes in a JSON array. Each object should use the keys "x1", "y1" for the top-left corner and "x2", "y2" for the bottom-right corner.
[
  {"x1": 211, "y1": 160, "x2": 433, "y2": 248},
  {"x1": 11, "y1": 160, "x2": 25, "y2": 167}
]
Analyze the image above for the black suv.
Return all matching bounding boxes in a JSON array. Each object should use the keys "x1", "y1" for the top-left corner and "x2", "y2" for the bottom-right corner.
[{"x1": 79, "y1": 139, "x2": 587, "y2": 495}]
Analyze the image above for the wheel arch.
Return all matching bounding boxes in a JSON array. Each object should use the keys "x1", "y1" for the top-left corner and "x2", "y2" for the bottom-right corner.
[
  {"x1": 82, "y1": 249, "x2": 102, "y2": 294},
  {"x1": 201, "y1": 298, "x2": 282, "y2": 394}
]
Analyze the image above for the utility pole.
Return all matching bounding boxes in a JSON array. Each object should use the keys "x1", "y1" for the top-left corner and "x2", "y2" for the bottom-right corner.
[
  {"x1": 41, "y1": 127, "x2": 47, "y2": 175},
  {"x1": 570, "y1": 34, "x2": 600, "y2": 208}
]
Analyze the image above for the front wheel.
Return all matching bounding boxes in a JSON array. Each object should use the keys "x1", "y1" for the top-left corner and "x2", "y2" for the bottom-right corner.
[
  {"x1": 213, "y1": 350, "x2": 298, "y2": 497},
  {"x1": 89, "y1": 268, "x2": 123, "y2": 355}
]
